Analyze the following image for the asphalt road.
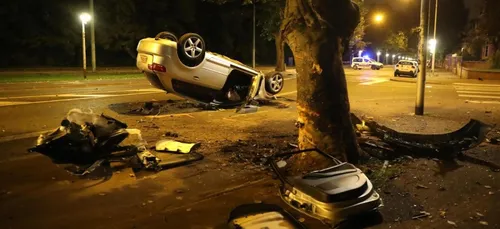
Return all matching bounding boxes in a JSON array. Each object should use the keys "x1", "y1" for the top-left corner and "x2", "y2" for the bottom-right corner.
[
  {"x1": 1, "y1": 67, "x2": 500, "y2": 228},
  {"x1": 3, "y1": 67, "x2": 500, "y2": 158}
]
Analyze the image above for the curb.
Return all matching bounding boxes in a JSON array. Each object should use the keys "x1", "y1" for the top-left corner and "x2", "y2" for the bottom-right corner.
[{"x1": 390, "y1": 77, "x2": 446, "y2": 85}]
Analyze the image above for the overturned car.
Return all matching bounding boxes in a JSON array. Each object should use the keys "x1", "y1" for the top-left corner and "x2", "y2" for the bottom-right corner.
[{"x1": 136, "y1": 32, "x2": 285, "y2": 107}]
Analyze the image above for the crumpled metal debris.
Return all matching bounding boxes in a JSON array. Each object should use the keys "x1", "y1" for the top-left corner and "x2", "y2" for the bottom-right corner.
[
  {"x1": 351, "y1": 113, "x2": 493, "y2": 158},
  {"x1": 28, "y1": 109, "x2": 203, "y2": 176},
  {"x1": 29, "y1": 109, "x2": 130, "y2": 165}
]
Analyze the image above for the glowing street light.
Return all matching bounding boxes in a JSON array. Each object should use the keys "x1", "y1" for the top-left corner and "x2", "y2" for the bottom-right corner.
[
  {"x1": 428, "y1": 39, "x2": 437, "y2": 54},
  {"x1": 392, "y1": 54, "x2": 396, "y2": 64},
  {"x1": 385, "y1": 53, "x2": 389, "y2": 64},
  {"x1": 79, "y1": 13, "x2": 91, "y2": 79},
  {"x1": 374, "y1": 13, "x2": 385, "y2": 24},
  {"x1": 377, "y1": 51, "x2": 381, "y2": 62},
  {"x1": 358, "y1": 50, "x2": 363, "y2": 57}
]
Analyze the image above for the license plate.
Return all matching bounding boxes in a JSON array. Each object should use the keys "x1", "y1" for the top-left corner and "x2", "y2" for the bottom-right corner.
[{"x1": 140, "y1": 55, "x2": 148, "y2": 63}]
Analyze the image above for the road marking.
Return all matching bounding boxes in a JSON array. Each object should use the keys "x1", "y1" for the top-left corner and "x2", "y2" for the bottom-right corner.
[
  {"x1": 453, "y1": 87, "x2": 500, "y2": 92},
  {"x1": 358, "y1": 78, "x2": 389, "y2": 86},
  {"x1": 0, "y1": 129, "x2": 52, "y2": 143},
  {"x1": 0, "y1": 91, "x2": 165, "y2": 107},
  {"x1": 458, "y1": 94, "x2": 500, "y2": 99},
  {"x1": 453, "y1": 83, "x2": 500, "y2": 87},
  {"x1": 465, "y1": 100, "x2": 500, "y2": 104},
  {"x1": 454, "y1": 83, "x2": 500, "y2": 103},
  {"x1": 457, "y1": 91, "x2": 500, "y2": 95}
]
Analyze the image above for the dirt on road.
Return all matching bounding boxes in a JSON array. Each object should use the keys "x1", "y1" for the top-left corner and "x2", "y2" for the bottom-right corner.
[{"x1": 1, "y1": 96, "x2": 500, "y2": 229}]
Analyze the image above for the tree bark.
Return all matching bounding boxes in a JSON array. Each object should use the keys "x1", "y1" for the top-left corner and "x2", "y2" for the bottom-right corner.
[
  {"x1": 275, "y1": 32, "x2": 286, "y2": 72},
  {"x1": 281, "y1": 0, "x2": 362, "y2": 165}
]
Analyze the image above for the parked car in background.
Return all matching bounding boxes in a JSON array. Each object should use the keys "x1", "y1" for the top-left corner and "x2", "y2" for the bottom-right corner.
[
  {"x1": 394, "y1": 60, "x2": 419, "y2": 77},
  {"x1": 351, "y1": 57, "x2": 384, "y2": 70},
  {"x1": 136, "y1": 32, "x2": 284, "y2": 108}
]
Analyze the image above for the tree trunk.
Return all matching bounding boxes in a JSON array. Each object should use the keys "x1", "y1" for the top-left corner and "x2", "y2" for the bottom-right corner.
[
  {"x1": 281, "y1": 0, "x2": 362, "y2": 165},
  {"x1": 275, "y1": 33, "x2": 286, "y2": 72}
]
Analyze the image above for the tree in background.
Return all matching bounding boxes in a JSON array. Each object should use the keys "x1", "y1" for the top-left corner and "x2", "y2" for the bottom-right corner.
[
  {"x1": 383, "y1": 31, "x2": 408, "y2": 54},
  {"x1": 206, "y1": 0, "x2": 287, "y2": 71},
  {"x1": 280, "y1": 0, "x2": 361, "y2": 165},
  {"x1": 349, "y1": 0, "x2": 368, "y2": 52}
]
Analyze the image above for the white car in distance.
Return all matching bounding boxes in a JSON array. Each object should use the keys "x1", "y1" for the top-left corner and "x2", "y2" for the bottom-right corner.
[
  {"x1": 394, "y1": 60, "x2": 419, "y2": 78},
  {"x1": 351, "y1": 57, "x2": 384, "y2": 70}
]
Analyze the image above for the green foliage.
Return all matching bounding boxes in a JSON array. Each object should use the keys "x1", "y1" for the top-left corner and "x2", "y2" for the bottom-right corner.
[
  {"x1": 384, "y1": 31, "x2": 408, "y2": 53},
  {"x1": 349, "y1": 0, "x2": 368, "y2": 50},
  {"x1": 490, "y1": 50, "x2": 500, "y2": 69}
]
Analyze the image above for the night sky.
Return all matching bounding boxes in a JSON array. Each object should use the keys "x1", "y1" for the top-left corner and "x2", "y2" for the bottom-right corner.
[{"x1": 366, "y1": 0, "x2": 479, "y2": 19}]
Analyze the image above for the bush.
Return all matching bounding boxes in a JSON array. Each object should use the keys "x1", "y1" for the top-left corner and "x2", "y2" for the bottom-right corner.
[{"x1": 490, "y1": 50, "x2": 500, "y2": 69}]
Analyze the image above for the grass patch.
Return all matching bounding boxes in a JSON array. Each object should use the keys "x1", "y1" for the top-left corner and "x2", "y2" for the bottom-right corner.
[{"x1": 0, "y1": 72, "x2": 144, "y2": 83}]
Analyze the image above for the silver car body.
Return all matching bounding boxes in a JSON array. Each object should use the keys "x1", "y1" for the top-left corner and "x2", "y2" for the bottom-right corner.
[{"x1": 136, "y1": 37, "x2": 274, "y2": 106}]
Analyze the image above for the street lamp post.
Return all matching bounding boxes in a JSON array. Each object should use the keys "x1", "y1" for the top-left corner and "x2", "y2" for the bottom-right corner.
[
  {"x1": 415, "y1": 0, "x2": 428, "y2": 116},
  {"x1": 90, "y1": 0, "x2": 96, "y2": 72},
  {"x1": 358, "y1": 50, "x2": 363, "y2": 57},
  {"x1": 80, "y1": 13, "x2": 91, "y2": 79},
  {"x1": 252, "y1": 0, "x2": 256, "y2": 69},
  {"x1": 392, "y1": 54, "x2": 396, "y2": 64},
  {"x1": 431, "y1": 0, "x2": 438, "y2": 74},
  {"x1": 377, "y1": 51, "x2": 381, "y2": 62},
  {"x1": 385, "y1": 53, "x2": 389, "y2": 65}
]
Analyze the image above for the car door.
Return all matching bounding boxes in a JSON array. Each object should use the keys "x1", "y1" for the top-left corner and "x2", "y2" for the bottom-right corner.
[{"x1": 362, "y1": 58, "x2": 370, "y2": 68}]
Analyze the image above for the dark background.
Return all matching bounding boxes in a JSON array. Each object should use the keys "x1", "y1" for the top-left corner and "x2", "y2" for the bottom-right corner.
[{"x1": 0, "y1": 0, "x2": 471, "y2": 68}]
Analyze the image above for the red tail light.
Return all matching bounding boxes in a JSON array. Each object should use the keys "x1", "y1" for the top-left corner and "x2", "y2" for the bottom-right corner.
[{"x1": 148, "y1": 63, "x2": 166, "y2": 72}]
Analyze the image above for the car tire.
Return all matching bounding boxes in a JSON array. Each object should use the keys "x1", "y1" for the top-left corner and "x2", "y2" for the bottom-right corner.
[
  {"x1": 394, "y1": 71, "x2": 400, "y2": 77},
  {"x1": 154, "y1": 31, "x2": 178, "y2": 42},
  {"x1": 371, "y1": 65, "x2": 376, "y2": 70},
  {"x1": 353, "y1": 65, "x2": 359, "y2": 70},
  {"x1": 177, "y1": 33, "x2": 205, "y2": 67},
  {"x1": 265, "y1": 72, "x2": 284, "y2": 95}
]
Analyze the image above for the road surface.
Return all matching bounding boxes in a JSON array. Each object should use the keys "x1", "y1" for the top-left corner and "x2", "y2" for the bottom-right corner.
[{"x1": 1, "y1": 67, "x2": 500, "y2": 229}]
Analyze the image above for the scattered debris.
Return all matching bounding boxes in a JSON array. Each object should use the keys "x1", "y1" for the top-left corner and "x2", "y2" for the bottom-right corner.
[
  {"x1": 129, "y1": 173, "x2": 135, "y2": 178},
  {"x1": 28, "y1": 109, "x2": 203, "y2": 177},
  {"x1": 236, "y1": 105, "x2": 259, "y2": 114},
  {"x1": 165, "y1": 132, "x2": 179, "y2": 138},
  {"x1": 488, "y1": 191, "x2": 494, "y2": 195},
  {"x1": 447, "y1": 220, "x2": 458, "y2": 227},
  {"x1": 484, "y1": 185, "x2": 492, "y2": 189},
  {"x1": 479, "y1": 221, "x2": 489, "y2": 226},
  {"x1": 155, "y1": 140, "x2": 200, "y2": 154},
  {"x1": 147, "y1": 200, "x2": 154, "y2": 204},
  {"x1": 277, "y1": 103, "x2": 290, "y2": 109},
  {"x1": 299, "y1": 218, "x2": 305, "y2": 223},
  {"x1": 176, "y1": 196, "x2": 183, "y2": 200},
  {"x1": 476, "y1": 212, "x2": 484, "y2": 217},
  {"x1": 186, "y1": 208, "x2": 192, "y2": 212},
  {"x1": 412, "y1": 211, "x2": 431, "y2": 220},
  {"x1": 175, "y1": 188, "x2": 187, "y2": 194},
  {"x1": 439, "y1": 187, "x2": 447, "y2": 191},
  {"x1": 486, "y1": 138, "x2": 499, "y2": 144},
  {"x1": 439, "y1": 210, "x2": 446, "y2": 219},
  {"x1": 416, "y1": 184, "x2": 429, "y2": 189}
]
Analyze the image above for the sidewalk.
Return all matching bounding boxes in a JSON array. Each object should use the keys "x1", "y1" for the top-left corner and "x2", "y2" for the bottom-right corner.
[{"x1": 389, "y1": 70, "x2": 459, "y2": 84}]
